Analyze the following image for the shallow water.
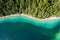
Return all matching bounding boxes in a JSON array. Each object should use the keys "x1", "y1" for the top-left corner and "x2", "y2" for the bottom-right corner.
[{"x1": 0, "y1": 16, "x2": 60, "y2": 40}]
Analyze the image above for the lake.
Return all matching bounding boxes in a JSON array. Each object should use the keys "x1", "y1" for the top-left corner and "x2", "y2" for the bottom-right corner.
[{"x1": 0, "y1": 16, "x2": 60, "y2": 40}]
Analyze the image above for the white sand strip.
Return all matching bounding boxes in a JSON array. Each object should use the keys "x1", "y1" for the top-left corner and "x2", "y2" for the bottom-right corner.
[
  {"x1": 0, "y1": 14, "x2": 20, "y2": 20},
  {"x1": 20, "y1": 14, "x2": 60, "y2": 22},
  {"x1": 0, "y1": 14, "x2": 60, "y2": 22}
]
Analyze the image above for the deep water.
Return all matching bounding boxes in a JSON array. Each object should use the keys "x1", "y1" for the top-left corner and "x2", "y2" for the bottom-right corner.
[{"x1": 0, "y1": 16, "x2": 60, "y2": 40}]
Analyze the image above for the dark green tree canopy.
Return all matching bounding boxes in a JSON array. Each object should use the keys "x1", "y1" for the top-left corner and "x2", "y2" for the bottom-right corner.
[{"x1": 0, "y1": 0, "x2": 60, "y2": 18}]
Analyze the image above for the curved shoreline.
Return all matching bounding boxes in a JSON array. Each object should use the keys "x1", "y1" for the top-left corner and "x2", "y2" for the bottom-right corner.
[
  {"x1": 0, "y1": 14, "x2": 20, "y2": 20},
  {"x1": 20, "y1": 14, "x2": 60, "y2": 23},
  {"x1": 0, "y1": 14, "x2": 60, "y2": 29},
  {"x1": 0, "y1": 14, "x2": 60, "y2": 22}
]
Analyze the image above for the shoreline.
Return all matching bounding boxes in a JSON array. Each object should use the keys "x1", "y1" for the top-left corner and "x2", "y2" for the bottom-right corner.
[
  {"x1": 0, "y1": 14, "x2": 60, "y2": 22},
  {"x1": 0, "y1": 14, "x2": 20, "y2": 20},
  {"x1": 20, "y1": 14, "x2": 60, "y2": 22}
]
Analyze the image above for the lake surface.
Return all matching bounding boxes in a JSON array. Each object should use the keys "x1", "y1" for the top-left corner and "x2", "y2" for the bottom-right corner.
[{"x1": 0, "y1": 16, "x2": 60, "y2": 40}]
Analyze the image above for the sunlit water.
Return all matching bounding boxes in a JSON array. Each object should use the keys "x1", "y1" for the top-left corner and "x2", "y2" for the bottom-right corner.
[{"x1": 0, "y1": 16, "x2": 60, "y2": 40}]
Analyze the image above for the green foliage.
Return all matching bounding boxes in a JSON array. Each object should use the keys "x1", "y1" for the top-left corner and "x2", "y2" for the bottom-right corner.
[{"x1": 0, "y1": 0, "x2": 60, "y2": 18}]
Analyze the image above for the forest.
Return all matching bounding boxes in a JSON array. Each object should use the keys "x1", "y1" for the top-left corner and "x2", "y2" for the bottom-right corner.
[{"x1": 0, "y1": 0, "x2": 60, "y2": 18}]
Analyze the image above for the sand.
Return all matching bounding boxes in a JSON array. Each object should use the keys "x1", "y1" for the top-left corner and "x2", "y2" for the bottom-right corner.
[
  {"x1": 20, "y1": 14, "x2": 60, "y2": 22},
  {"x1": 0, "y1": 14, "x2": 60, "y2": 22}
]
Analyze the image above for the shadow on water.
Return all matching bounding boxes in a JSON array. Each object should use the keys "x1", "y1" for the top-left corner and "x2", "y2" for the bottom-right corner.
[{"x1": 0, "y1": 21, "x2": 55, "y2": 40}]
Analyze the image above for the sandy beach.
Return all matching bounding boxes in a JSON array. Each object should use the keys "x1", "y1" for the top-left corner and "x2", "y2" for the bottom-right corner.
[
  {"x1": 0, "y1": 14, "x2": 60, "y2": 22},
  {"x1": 0, "y1": 14, "x2": 20, "y2": 20},
  {"x1": 20, "y1": 14, "x2": 60, "y2": 22}
]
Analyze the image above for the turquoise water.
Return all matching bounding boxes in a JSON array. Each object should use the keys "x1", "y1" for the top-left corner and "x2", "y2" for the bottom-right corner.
[{"x1": 0, "y1": 16, "x2": 60, "y2": 40}]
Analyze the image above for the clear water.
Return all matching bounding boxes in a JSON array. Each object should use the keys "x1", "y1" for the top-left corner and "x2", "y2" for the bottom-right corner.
[{"x1": 0, "y1": 16, "x2": 60, "y2": 40}]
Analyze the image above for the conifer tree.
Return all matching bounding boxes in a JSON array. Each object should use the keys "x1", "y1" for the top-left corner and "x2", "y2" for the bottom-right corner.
[{"x1": 0, "y1": 0, "x2": 60, "y2": 18}]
